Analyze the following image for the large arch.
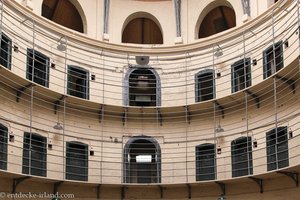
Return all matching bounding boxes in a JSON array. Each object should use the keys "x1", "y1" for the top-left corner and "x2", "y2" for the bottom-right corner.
[
  {"x1": 123, "y1": 66, "x2": 161, "y2": 106},
  {"x1": 195, "y1": 1, "x2": 236, "y2": 39},
  {"x1": 123, "y1": 136, "x2": 161, "y2": 183},
  {"x1": 41, "y1": 0, "x2": 86, "y2": 33},
  {"x1": 122, "y1": 12, "x2": 163, "y2": 44}
]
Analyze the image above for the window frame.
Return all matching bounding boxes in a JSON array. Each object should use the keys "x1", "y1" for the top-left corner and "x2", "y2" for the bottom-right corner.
[
  {"x1": 123, "y1": 136, "x2": 161, "y2": 183},
  {"x1": 0, "y1": 32, "x2": 12, "y2": 69},
  {"x1": 22, "y1": 132, "x2": 47, "y2": 177},
  {"x1": 66, "y1": 141, "x2": 89, "y2": 181},
  {"x1": 124, "y1": 66, "x2": 161, "y2": 106},
  {"x1": 231, "y1": 58, "x2": 251, "y2": 93},
  {"x1": 0, "y1": 124, "x2": 8, "y2": 170},
  {"x1": 67, "y1": 65, "x2": 90, "y2": 100},
  {"x1": 26, "y1": 49, "x2": 50, "y2": 87},
  {"x1": 231, "y1": 136, "x2": 253, "y2": 177},
  {"x1": 263, "y1": 41, "x2": 283, "y2": 79},
  {"x1": 195, "y1": 69, "x2": 215, "y2": 102},
  {"x1": 266, "y1": 126, "x2": 289, "y2": 171},
  {"x1": 196, "y1": 143, "x2": 216, "y2": 181}
]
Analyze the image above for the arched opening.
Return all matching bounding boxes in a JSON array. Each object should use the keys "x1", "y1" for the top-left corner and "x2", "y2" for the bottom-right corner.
[
  {"x1": 22, "y1": 132, "x2": 47, "y2": 177},
  {"x1": 42, "y1": 0, "x2": 84, "y2": 33},
  {"x1": 124, "y1": 67, "x2": 161, "y2": 107},
  {"x1": 195, "y1": 69, "x2": 215, "y2": 102},
  {"x1": 266, "y1": 126, "x2": 289, "y2": 171},
  {"x1": 196, "y1": 143, "x2": 216, "y2": 181},
  {"x1": 198, "y1": 6, "x2": 236, "y2": 38},
  {"x1": 0, "y1": 124, "x2": 8, "y2": 170},
  {"x1": 122, "y1": 17, "x2": 163, "y2": 44},
  {"x1": 123, "y1": 136, "x2": 161, "y2": 183},
  {"x1": 66, "y1": 141, "x2": 88, "y2": 181},
  {"x1": 231, "y1": 137, "x2": 253, "y2": 177}
]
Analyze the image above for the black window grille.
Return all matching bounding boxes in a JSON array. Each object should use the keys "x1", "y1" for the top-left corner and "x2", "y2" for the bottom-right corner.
[
  {"x1": 22, "y1": 132, "x2": 47, "y2": 177},
  {"x1": 66, "y1": 141, "x2": 88, "y2": 181},
  {"x1": 195, "y1": 70, "x2": 215, "y2": 102},
  {"x1": 263, "y1": 42, "x2": 283, "y2": 79},
  {"x1": 231, "y1": 58, "x2": 251, "y2": 93},
  {"x1": 26, "y1": 49, "x2": 50, "y2": 87},
  {"x1": 123, "y1": 137, "x2": 161, "y2": 183},
  {"x1": 196, "y1": 143, "x2": 216, "y2": 181},
  {"x1": 0, "y1": 124, "x2": 8, "y2": 170},
  {"x1": 231, "y1": 137, "x2": 253, "y2": 177},
  {"x1": 266, "y1": 126, "x2": 289, "y2": 171},
  {"x1": 0, "y1": 33, "x2": 12, "y2": 69},
  {"x1": 67, "y1": 66, "x2": 89, "y2": 99}
]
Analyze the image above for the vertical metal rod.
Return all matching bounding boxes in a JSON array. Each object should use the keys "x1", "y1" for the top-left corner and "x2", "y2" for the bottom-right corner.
[
  {"x1": 31, "y1": 19, "x2": 35, "y2": 83},
  {"x1": 62, "y1": 96, "x2": 66, "y2": 179},
  {"x1": 243, "y1": 31, "x2": 251, "y2": 175},
  {"x1": 28, "y1": 16, "x2": 36, "y2": 176},
  {"x1": 212, "y1": 45, "x2": 217, "y2": 179},
  {"x1": 273, "y1": 76, "x2": 279, "y2": 169},
  {"x1": 184, "y1": 52, "x2": 188, "y2": 183},
  {"x1": 101, "y1": 50, "x2": 105, "y2": 183},
  {"x1": 62, "y1": 40, "x2": 68, "y2": 180},
  {"x1": 245, "y1": 91, "x2": 251, "y2": 175},
  {"x1": 213, "y1": 101, "x2": 217, "y2": 180},
  {"x1": 272, "y1": 8, "x2": 279, "y2": 170},
  {"x1": 29, "y1": 85, "x2": 34, "y2": 175}
]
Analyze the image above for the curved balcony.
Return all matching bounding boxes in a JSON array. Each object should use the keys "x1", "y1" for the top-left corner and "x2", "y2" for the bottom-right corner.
[{"x1": 0, "y1": 0, "x2": 300, "y2": 200}]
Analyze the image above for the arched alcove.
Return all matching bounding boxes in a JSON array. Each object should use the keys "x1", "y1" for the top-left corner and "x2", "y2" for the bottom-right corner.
[
  {"x1": 122, "y1": 13, "x2": 163, "y2": 44},
  {"x1": 124, "y1": 67, "x2": 161, "y2": 106},
  {"x1": 123, "y1": 136, "x2": 161, "y2": 183},
  {"x1": 198, "y1": 5, "x2": 236, "y2": 38},
  {"x1": 42, "y1": 0, "x2": 85, "y2": 33}
]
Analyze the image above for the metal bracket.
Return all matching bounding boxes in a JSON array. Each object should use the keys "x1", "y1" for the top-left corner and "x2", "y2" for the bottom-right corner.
[
  {"x1": 96, "y1": 184, "x2": 101, "y2": 199},
  {"x1": 215, "y1": 181, "x2": 226, "y2": 195},
  {"x1": 277, "y1": 171, "x2": 299, "y2": 187},
  {"x1": 159, "y1": 185, "x2": 163, "y2": 198},
  {"x1": 187, "y1": 184, "x2": 191, "y2": 199},
  {"x1": 12, "y1": 176, "x2": 30, "y2": 193},
  {"x1": 246, "y1": 90, "x2": 260, "y2": 108},
  {"x1": 275, "y1": 75, "x2": 296, "y2": 94},
  {"x1": 215, "y1": 101, "x2": 225, "y2": 118},
  {"x1": 53, "y1": 181, "x2": 64, "y2": 194},
  {"x1": 99, "y1": 105, "x2": 103, "y2": 123},
  {"x1": 248, "y1": 177, "x2": 263, "y2": 193},
  {"x1": 16, "y1": 83, "x2": 33, "y2": 102},
  {"x1": 186, "y1": 106, "x2": 191, "y2": 124},
  {"x1": 157, "y1": 108, "x2": 163, "y2": 126},
  {"x1": 121, "y1": 186, "x2": 126, "y2": 200},
  {"x1": 53, "y1": 95, "x2": 66, "y2": 114},
  {"x1": 122, "y1": 108, "x2": 128, "y2": 126}
]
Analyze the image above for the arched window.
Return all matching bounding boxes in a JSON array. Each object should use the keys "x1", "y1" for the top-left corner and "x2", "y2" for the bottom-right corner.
[
  {"x1": 266, "y1": 126, "x2": 289, "y2": 171},
  {"x1": 198, "y1": 6, "x2": 236, "y2": 38},
  {"x1": 42, "y1": 0, "x2": 84, "y2": 33},
  {"x1": 22, "y1": 132, "x2": 47, "y2": 177},
  {"x1": 0, "y1": 124, "x2": 8, "y2": 170},
  {"x1": 263, "y1": 41, "x2": 283, "y2": 79},
  {"x1": 231, "y1": 58, "x2": 251, "y2": 93},
  {"x1": 26, "y1": 49, "x2": 50, "y2": 87},
  {"x1": 231, "y1": 137, "x2": 253, "y2": 177},
  {"x1": 196, "y1": 143, "x2": 216, "y2": 181},
  {"x1": 66, "y1": 141, "x2": 88, "y2": 181},
  {"x1": 67, "y1": 66, "x2": 89, "y2": 100},
  {"x1": 123, "y1": 136, "x2": 161, "y2": 183},
  {"x1": 0, "y1": 32, "x2": 12, "y2": 69},
  {"x1": 124, "y1": 67, "x2": 161, "y2": 106},
  {"x1": 195, "y1": 69, "x2": 215, "y2": 102},
  {"x1": 122, "y1": 17, "x2": 163, "y2": 44}
]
